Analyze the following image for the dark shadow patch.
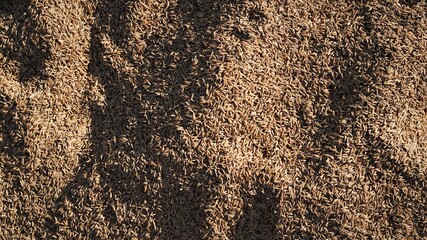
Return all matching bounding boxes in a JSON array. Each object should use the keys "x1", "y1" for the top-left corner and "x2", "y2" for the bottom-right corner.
[
  {"x1": 233, "y1": 27, "x2": 251, "y2": 41},
  {"x1": 0, "y1": 92, "x2": 32, "y2": 235},
  {"x1": 400, "y1": 0, "x2": 423, "y2": 7},
  {"x1": 364, "y1": 132, "x2": 427, "y2": 237},
  {"x1": 0, "y1": 93, "x2": 29, "y2": 187},
  {"x1": 297, "y1": 1, "x2": 426, "y2": 238},
  {"x1": 46, "y1": 0, "x2": 243, "y2": 238},
  {"x1": 0, "y1": 93, "x2": 28, "y2": 162},
  {"x1": 233, "y1": 181, "x2": 280, "y2": 239},
  {"x1": 291, "y1": 229, "x2": 314, "y2": 240},
  {"x1": 0, "y1": 0, "x2": 50, "y2": 81},
  {"x1": 249, "y1": 8, "x2": 267, "y2": 22}
]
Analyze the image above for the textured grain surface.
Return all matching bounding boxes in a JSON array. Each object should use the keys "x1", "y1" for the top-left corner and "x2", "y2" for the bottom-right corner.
[{"x1": 1, "y1": 0, "x2": 426, "y2": 239}]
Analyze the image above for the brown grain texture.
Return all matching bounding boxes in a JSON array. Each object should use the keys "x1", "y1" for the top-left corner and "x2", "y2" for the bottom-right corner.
[{"x1": 1, "y1": 0, "x2": 426, "y2": 239}]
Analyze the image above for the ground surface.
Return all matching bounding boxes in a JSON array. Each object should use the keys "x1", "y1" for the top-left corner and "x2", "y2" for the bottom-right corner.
[{"x1": 0, "y1": 0, "x2": 426, "y2": 239}]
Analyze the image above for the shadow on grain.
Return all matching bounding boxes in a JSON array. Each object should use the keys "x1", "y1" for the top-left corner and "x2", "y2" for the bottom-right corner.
[
  {"x1": 297, "y1": 1, "x2": 426, "y2": 237},
  {"x1": 232, "y1": 180, "x2": 280, "y2": 240},
  {"x1": 46, "y1": 0, "x2": 247, "y2": 239},
  {"x1": 0, "y1": 0, "x2": 50, "y2": 81},
  {"x1": 0, "y1": 93, "x2": 29, "y2": 192}
]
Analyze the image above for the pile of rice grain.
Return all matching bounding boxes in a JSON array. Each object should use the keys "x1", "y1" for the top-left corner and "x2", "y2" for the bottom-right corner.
[{"x1": 1, "y1": 0, "x2": 426, "y2": 239}]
